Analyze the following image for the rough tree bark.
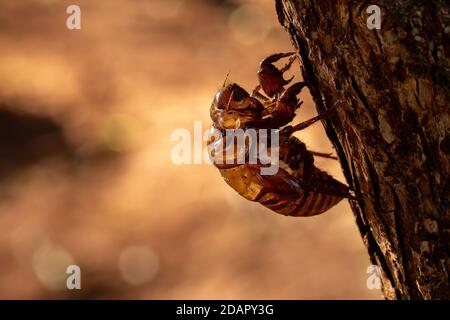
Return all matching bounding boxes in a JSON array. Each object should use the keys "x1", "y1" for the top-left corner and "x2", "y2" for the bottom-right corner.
[{"x1": 275, "y1": 0, "x2": 450, "y2": 299}]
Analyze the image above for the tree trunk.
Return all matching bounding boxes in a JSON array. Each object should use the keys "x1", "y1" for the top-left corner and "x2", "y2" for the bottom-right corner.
[{"x1": 275, "y1": 0, "x2": 450, "y2": 299}]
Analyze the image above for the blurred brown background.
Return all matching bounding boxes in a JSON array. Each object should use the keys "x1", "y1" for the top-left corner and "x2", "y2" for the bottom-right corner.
[{"x1": 0, "y1": 0, "x2": 381, "y2": 299}]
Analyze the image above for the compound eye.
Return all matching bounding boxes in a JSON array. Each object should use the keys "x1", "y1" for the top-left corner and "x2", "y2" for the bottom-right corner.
[
  {"x1": 214, "y1": 90, "x2": 225, "y2": 106},
  {"x1": 227, "y1": 84, "x2": 250, "y2": 110},
  {"x1": 213, "y1": 89, "x2": 233, "y2": 110},
  {"x1": 214, "y1": 83, "x2": 251, "y2": 110}
]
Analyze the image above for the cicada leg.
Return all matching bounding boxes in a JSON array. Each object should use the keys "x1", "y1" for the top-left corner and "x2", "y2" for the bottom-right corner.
[{"x1": 257, "y1": 52, "x2": 297, "y2": 98}]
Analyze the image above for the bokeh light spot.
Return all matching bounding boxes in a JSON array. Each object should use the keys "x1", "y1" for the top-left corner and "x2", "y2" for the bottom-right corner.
[
  {"x1": 32, "y1": 242, "x2": 74, "y2": 291},
  {"x1": 118, "y1": 246, "x2": 159, "y2": 286},
  {"x1": 100, "y1": 113, "x2": 143, "y2": 153},
  {"x1": 228, "y1": 4, "x2": 271, "y2": 45}
]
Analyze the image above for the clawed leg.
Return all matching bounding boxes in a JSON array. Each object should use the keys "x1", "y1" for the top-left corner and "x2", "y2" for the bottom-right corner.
[
  {"x1": 279, "y1": 110, "x2": 339, "y2": 160},
  {"x1": 310, "y1": 151, "x2": 338, "y2": 160},
  {"x1": 251, "y1": 81, "x2": 308, "y2": 129},
  {"x1": 278, "y1": 81, "x2": 307, "y2": 106},
  {"x1": 257, "y1": 52, "x2": 297, "y2": 98},
  {"x1": 261, "y1": 52, "x2": 296, "y2": 65},
  {"x1": 280, "y1": 54, "x2": 297, "y2": 73},
  {"x1": 290, "y1": 114, "x2": 323, "y2": 132},
  {"x1": 288, "y1": 107, "x2": 336, "y2": 133}
]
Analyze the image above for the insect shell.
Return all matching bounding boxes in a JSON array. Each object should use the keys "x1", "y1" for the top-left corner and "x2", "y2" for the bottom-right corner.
[{"x1": 208, "y1": 52, "x2": 354, "y2": 217}]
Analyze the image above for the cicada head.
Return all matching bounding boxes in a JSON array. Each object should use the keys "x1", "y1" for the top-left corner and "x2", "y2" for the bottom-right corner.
[{"x1": 210, "y1": 82, "x2": 263, "y2": 129}]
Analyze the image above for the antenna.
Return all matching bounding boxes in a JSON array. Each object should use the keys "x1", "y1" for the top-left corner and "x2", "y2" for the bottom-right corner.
[
  {"x1": 222, "y1": 71, "x2": 231, "y2": 88},
  {"x1": 226, "y1": 90, "x2": 234, "y2": 110}
]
